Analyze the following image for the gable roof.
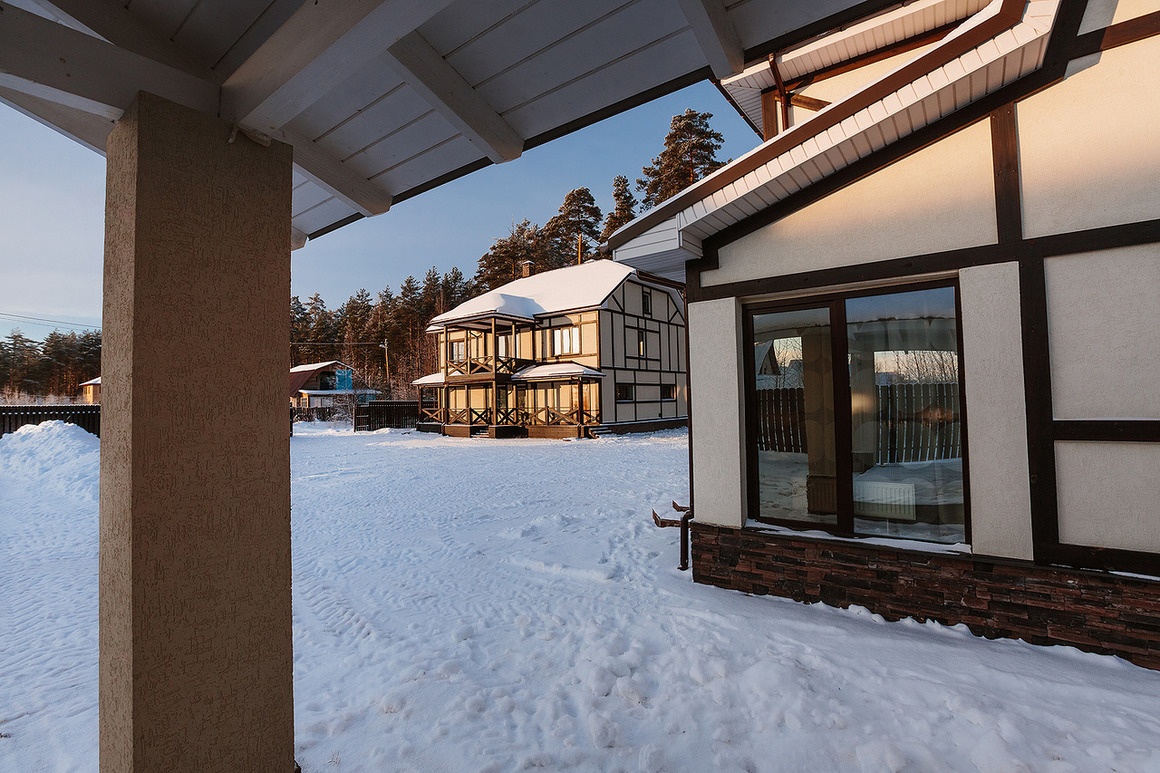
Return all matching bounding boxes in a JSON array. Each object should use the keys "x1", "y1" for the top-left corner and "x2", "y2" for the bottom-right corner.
[
  {"x1": 289, "y1": 361, "x2": 353, "y2": 398},
  {"x1": 607, "y1": 0, "x2": 1061, "y2": 280},
  {"x1": 428, "y1": 260, "x2": 654, "y2": 328}
]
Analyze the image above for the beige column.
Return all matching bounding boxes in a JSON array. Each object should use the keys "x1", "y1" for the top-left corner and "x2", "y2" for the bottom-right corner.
[{"x1": 100, "y1": 93, "x2": 294, "y2": 771}]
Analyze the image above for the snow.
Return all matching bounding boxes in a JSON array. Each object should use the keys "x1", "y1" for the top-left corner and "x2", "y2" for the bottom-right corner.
[
  {"x1": 291, "y1": 360, "x2": 344, "y2": 373},
  {"x1": 428, "y1": 261, "x2": 655, "y2": 327},
  {"x1": 513, "y1": 362, "x2": 606, "y2": 381},
  {"x1": 4, "y1": 421, "x2": 1160, "y2": 771}
]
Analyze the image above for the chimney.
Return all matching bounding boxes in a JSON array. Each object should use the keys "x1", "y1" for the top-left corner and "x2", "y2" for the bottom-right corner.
[{"x1": 520, "y1": 260, "x2": 534, "y2": 278}]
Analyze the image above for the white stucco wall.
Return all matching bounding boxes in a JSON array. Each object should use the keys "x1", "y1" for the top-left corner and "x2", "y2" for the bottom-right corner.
[
  {"x1": 687, "y1": 298, "x2": 746, "y2": 528},
  {"x1": 705, "y1": 121, "x2": 997, "y2": 287},
  {"x1": 1018, "y1": 34, "x2": 1160, "y2": 238},
  {"x1": 959, "y1": 263, "x2": 1035, "y2": 560},
  {"x1": 1057, "y1": 441, "x2": 1160, "y2": 553},
  {"x1": 1045, "y1": 245, "x2": 1160, "y2": 420}
]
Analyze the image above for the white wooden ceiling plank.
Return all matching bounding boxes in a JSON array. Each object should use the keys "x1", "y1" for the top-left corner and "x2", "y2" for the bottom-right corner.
[
  {"x1": 116, "y1": 0, "x2": 193, "y2": 41},
  {"x1": 283, "y1": 126, "x2": 393, "y2": 216},
  {"x1": 293, "y1": 197, "x2": 359, "y2": 236},
  {"x1": 222, "y1": 0, "x2": 457, "y2": 133},
  {"x1": 419, "y1": 0, "x2": 536, "y2": 59},
  {"x1": 676, "y1": 0, "x2": 745, "y2": 78},
  {"x1": 500, "y1": 30, "x2": 704, "y2": 138},
  {"x1": 382, "y1": 30, "x2": 523, "y2": 163},
  {"x1": 172, "y1": 0, "x2": 266, "y2": 72},
  {"x1": 0, "y1": 3, "x2": 219, "y2": 117},
  {"x1": 442, "y1": 0, "x2": 631, "y2": 89},
  {"x1": 38, "y1": 0, "x2": 219, "y2": 79},
  {"x1": 355, "y1": 111, "x2": 460, "y2": 177},
  {"x1": 211, "y1": 0, "x2": 306, "y2": 77},
  {"x1": 371, "y1": 135, "x2": 484, "y2": 194},
  {"x1": 311, "y1": 87, "x2": 431, "y2": 161},
  {"x1": 478, "y1": 0, "x2": 688, "y2": 114},
  {"x1": 289, "y1": 62, "x2": 407, "y2": 143}
]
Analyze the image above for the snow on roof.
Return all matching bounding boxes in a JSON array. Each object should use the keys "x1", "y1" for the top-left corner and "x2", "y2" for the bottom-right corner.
[
  {"x1": 290, "y1": 360, "x2": 344, "y2": 373},
  {"x1": 429, "y1": 261, "x2": 636, "y2": 327},
  {"x1": 512, "y1": 363, "x2": 605, "y2": 381},
  {"x1": 297, "y1": 389, "x2": 379, "y2": 396},
  {"x1": 412, "y1": 372, "x2": 446, "y2": 386},
  {"x1": 79, "y1": 377, "x2": 101, "y2": 386}
]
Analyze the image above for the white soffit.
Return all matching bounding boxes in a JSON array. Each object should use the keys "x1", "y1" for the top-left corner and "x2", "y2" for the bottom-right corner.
[
  {"x1": 0, "y1": 0, "x2": 899, "y2": 247},
  {"x1": 611, "y1": 0, "x2": 1062, "y2": 280}
]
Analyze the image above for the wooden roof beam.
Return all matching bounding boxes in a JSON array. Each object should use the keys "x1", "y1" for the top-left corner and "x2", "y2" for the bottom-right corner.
[
  {"x1": 221, "y1": 0, "x2": 456, "y2": 134},
  {"x1": 0, "y1": 3, "x2": 219, "y2": 117},
  {"x1": 676, "y1": 0, "x2": 745, "y2": 79},
  {"x1": 383, "y1": 30, "x2": 523, "y2": 164},
  {"x1": 31, "y1": 0, "x2": 219, "y2": 82},
  {"x1": 282, "y1": 125, "x2": 393, "y2": 216}
]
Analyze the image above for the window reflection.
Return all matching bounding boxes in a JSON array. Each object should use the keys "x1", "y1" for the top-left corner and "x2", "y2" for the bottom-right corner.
[
  {"x1": 752, "y1": 307, "x2": 836, "y2": 525},
  {"x1": 846, "y1": 287, "x2": 964, "y2": 543}
]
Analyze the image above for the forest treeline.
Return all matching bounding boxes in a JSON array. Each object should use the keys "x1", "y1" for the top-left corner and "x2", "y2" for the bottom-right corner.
[
  {"x1": 8, "y1": 109, "x2": 726, "y2": 400},
  {"x1": 0, "y1": 329, "x2": 102, "y2": 402}
]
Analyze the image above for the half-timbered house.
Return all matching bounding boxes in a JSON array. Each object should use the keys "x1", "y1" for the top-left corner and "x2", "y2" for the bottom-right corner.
[
  {"x1": 415, "y1": 260, "x2": 687, "y2": 438},
  {"x1": 608, "y1": 0, "x2": 1160, "y2": 668}
]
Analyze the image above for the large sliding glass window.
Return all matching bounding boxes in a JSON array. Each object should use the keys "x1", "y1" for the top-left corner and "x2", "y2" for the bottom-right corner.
[{"x1": 748, "y1": 284, "x2": 967, "y2": 544}]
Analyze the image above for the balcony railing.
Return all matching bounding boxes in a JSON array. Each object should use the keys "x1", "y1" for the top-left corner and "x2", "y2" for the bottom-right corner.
[
  {"x1": 445, "y1": 355, "x2": 531, "y2": 377},
  {"x1": 523, "y1": 406, "x2": 599, "y2": 427},
  {"x1": 446, "y1": 407, "x2": 491, "y2": 426}
]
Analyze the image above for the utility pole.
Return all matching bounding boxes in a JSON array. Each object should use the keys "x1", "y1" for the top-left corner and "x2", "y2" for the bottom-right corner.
[
  {"x1": 380, "y1": 339, "x2": 391, "y2": 399},
  {"x1": 577, "y1": 233, "x2": 584, "y2": 265}
]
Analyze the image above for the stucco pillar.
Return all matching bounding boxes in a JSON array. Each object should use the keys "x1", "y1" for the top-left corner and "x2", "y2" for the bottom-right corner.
[{"x1": 99, "y1": 93, "x2": 294, "y2": 770}]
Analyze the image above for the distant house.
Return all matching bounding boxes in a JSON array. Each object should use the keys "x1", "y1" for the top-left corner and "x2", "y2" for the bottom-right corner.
[
  {"x1": 607, "y1": 0, "x2": 1160, "y2": 668},
  {"x1": 79, "y1": 377, "x2": 100, "y2": 404},
  {"x1": 290, "y1": 361, "x2": 378, "y2": 420},
  {"x1": 414, "y1": 260, "x2": 687, "y2": 438}
]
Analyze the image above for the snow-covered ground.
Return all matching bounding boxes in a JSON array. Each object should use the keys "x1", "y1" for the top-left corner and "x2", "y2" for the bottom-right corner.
[{"x1": 3, "y1": 421, "x2": 1160, "y2": 772}]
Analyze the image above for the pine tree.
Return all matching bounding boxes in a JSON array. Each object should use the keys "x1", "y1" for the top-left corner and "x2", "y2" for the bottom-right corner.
[
  {"x1": 637, "y1": 109, "x2": 725, "y2": 209},
  {"x1": 544, "y1": 187, "x2": 602, "y2": 263},
  {"x1": 441, "y1": 267, "x2": 473, "y2": 309},
  {"x1": 600, "y1": 175, "x2": 639, "y2": 241},
  {"x1": 290, "y1": 295, "x2": 310, "y2": 366},
  {"x1": 473, "y1": 220, "x2": 552, "y2": 291}
]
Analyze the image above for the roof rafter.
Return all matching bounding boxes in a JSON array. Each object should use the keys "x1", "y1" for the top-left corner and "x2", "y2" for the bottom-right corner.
[
  {"x1": 32, "y1": 0, "x2": 219, "y2": 82},
  {"x1": 282, "y1": 125, "x2": 392, "y2": 216},
  {"x1": 676, "y1": 0, "x2": 744, "y2": 79},
  {"x1": 0, "y1": 3, "x2": 219, "y2": 118},
  {"x1": 383, "y1": 30, "x2": 523, "y2": 164}
]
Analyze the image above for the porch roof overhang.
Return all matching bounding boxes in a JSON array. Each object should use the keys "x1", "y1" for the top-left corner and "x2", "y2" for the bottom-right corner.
[
  {"x1": 0, "y1": 0, "x2": 905, "y2": 247},
  {"x1": 512, "y1": 363, "x2": 606, "y2": 382},
  {"x1": 412, "y1": 371, "x2": 446, "y2": 387},
  {"x1": 606, "y1": 0, "x2": 1062, "y2": 281}
]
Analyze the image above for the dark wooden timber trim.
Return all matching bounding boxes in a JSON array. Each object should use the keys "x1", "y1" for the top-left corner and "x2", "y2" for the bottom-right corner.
[
  {"x1": 1055, "y1": 420, "x2": 1160, "y2": 443},
  {"x1": 690, "y1": 213, "x2": 1160, "y2": 306},
  {"x1": 608, "y1": 0, "x2": 1026, "y2": 251},
  {"x1": 1042, "y1": 542, "x2": 1160, "y2": 577},
  {"x1": 307, "y1": 212, "x2": 364, "y2": 241},
  {"x1": 989, "y1": 104, "x2": 1022, "y2": 245},
  {"x1": 763, "y1": 89, "x2": 831, "y2": 112},
  {"x1": 1071, "y1": 10, "x2": 1160, "y2": 59},
  {"x1": 768, "y1": 55, "x2": 791, "y2": 135},
  {"x1": 1019, "y1": 256, "x2": 1061, "y2": 557}
]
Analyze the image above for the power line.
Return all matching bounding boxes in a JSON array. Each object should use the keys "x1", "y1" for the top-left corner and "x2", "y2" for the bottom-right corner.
[
  {"x1": 291, "y1": 341, "x2": 385, "y2": 346},
  {"x1": 0, "y1": 310, "x2": 101, "y2": 332}
]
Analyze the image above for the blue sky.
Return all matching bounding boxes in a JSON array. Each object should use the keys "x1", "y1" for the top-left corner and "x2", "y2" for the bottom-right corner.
[{"x1": 0, "y1": 81, "x2": 759, "y2": 337}]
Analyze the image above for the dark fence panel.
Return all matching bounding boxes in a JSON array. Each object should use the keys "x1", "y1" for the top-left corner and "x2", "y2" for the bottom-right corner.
[
  {"x1": 755, "y1": 384, "x2": 960, "y2": 463},
  {"x1": 354, "y1": 400, "x2": 421, "y2": 432},
  {"x1": 0, "y1": 404, "x2": 101, "y2": 438}
]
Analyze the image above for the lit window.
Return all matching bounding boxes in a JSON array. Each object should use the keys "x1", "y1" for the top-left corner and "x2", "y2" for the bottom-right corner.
[
  {"x1": 615, "y1": 383, "x2": 634, "y2": 402},
  {"x1": 449, "y1": 340, "x2": 465, "y2": 362},
  {"x1": 552, "y1": 326, "x2": 580, "y2": 355},
  {"x1": 637, "y1": 329, "x2": 647, "y2": 357}
]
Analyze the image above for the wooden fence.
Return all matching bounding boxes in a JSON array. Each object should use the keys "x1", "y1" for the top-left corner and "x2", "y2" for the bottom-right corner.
[
  {"x1": 354, "y1": 400, "x2": 421, "y2": 431},
  {"x1": 755, "y1": 384, "x2": 960, "y2": 463},
  {"x1": 0, "y1": 404, "x2": 101, "y2": 438}
]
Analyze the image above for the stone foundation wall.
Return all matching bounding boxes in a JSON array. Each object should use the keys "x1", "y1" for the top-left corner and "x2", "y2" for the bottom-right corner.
[{"x1": 692, "y1": 523, "x2": 1160, "y2": 670}]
